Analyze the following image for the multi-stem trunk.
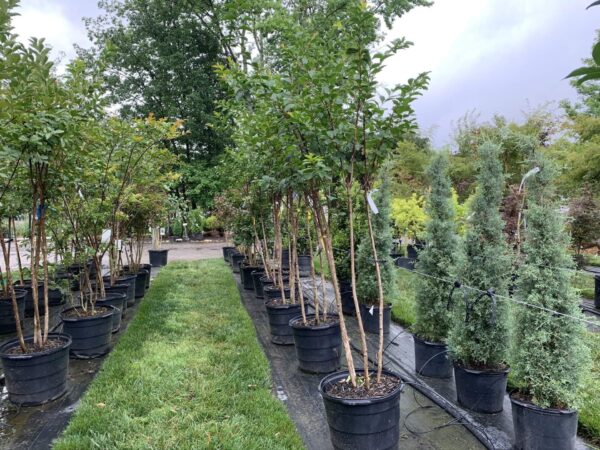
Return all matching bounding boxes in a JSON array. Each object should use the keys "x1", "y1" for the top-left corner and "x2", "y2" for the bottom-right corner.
[
  {"x1": 41, "y1": 225, "x2": 50, "y2": 342},
  {"x1": 0, "y1": 228, "x2": 26, "y2": 351},
  {"x1": 347, "y1": 180, "x2": 370, "y2": 388},
  {"x1": 260, "y1": 218, "x2": 273, "y2": 280},
  {"x1": 30, "y1": 188, "x2": 42, "y2": 347},
  {"x1": 11, "y1": 218, "x2": 24, "y2": 285},
  {"x1": 364, "y1": 191, "x2": 385, "y2": 382},
  {"x1": 272, "y1": 197, "x2": 286, "y2": 301},
  {"x1": 310, "y1": 191, "x2": 357, "y2": 386},
  {"x1": 305, "y1": 212, "x2": 319, "y2": 324}
]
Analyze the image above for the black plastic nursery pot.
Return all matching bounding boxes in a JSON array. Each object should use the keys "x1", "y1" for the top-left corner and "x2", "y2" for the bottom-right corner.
[
  {"x1": 319, "y1": 369, "x2": 403, "y2": 450},
  {"x1": 0, "y1": 289, "x2": 26, "y2": 334},
  {"x1": 595, "y1": 274, "x2": 600, "y2": 309},
  {"x1": 123, "y1": 264, "x2": 152, "y2": 291},
  {"x1": 126, "y1": 270, "x2": 148, "y2": 299},
  {"x1": 100, "y1": 283, "x2": 129, "y2": 315},
  {"x1": 230, "y1": 253, "x2": 245, "y2": 273},
  {"x1": 290, "y1": 314, "x2": 341, "y2": 373},
  {"x1": 60, "y1": 306, "x2": 116, "y2": 359},
  {"x1": 454, "y1": 363, "x2": 509, "y2": 413},
  {"x1": 95, "y1": 293, "x2": 126, "y2": 333},
  {"x1": 340, "y1": 281, "x2": 355, "y2": 316},
  {"x1": 148, "y1": 249, "x2": 169, "y2": 267},
  {"x1": 359, "y1": 302, "x2": 392, "y2": 334},
  {"x1": 281, "y1": 248, "x2": 290, "y2": 270},
  {"x1": 241, "y1": 265, "x2": 260, "y2": 290},
  {"x1": 0, "y1": 333, "x2": 71, "y2": 405},
  {"x1": 222, "y1": 246, "x2": 236, "y2": 261},
  {"x1": 23, "y1": 281, "x2": 65, "y2": 315},
  {"x1": 265, "y1": 302, "x2": 303, "y2": 345},
  {"x1": 264, "y1": 284, "x2": 292, "y2": 302},
  {"x1": 413, "y1": 336, "x2": 453, "y2": 379},
  {"x1": 297, "y1": 255, "x2": 312, "y2": 277},
  {"x1": 395, "y1": 257, "x2": 415, "y2": 271},
  {"x1": 253, "y1": 272, "x2": 267, "y2": 298},
  {"x1": 104, "y1": 274, "x2": 136, "y2": 307},
  {"x1": 511, "y1": 396, "x2": 578, "y2": 450}
]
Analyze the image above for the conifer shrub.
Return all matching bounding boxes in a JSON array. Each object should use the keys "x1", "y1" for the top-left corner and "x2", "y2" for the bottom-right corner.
[
  {"x1": 448, "y1": 142, "x2": 512, "y2": 369},
  {"x1": 511, "y1": 161, "x2": 589, "y2": 409},
  {"x1": 413, "y1": 152, "x2": 459, "y2": 343}
]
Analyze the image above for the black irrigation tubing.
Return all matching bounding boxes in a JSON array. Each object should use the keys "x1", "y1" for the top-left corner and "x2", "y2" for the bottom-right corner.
[{"x1": 395, "y1": 265, "x2": 600, "y2": 328}]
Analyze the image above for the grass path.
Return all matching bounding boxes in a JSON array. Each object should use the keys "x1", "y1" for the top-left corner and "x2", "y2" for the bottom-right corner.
[{"x1": 54, "y1": 260, "x2": 304, "y2": 450}]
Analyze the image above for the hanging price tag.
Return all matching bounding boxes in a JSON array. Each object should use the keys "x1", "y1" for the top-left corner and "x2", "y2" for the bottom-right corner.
[
  {"x1": 369, "y1": 305, "x2": 374, "y2": 316},
  {"x1": 367, "y1": 189, "x2": 379, "y2": 215}
]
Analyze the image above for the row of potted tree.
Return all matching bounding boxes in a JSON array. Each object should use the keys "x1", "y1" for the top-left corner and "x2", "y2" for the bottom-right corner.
[
  {"x1": 213, "y1": 1, "x2": 590, "y2": 449},
  {"x1": 0, "y1": 4, "x2": 178, "y2": 406}
]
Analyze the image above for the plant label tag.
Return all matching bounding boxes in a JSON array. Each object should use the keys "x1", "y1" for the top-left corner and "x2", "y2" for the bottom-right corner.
[
  {"x1": 369, "y1": 305, "x2": 374, "y2": 315},
  {"x1": 160, "y1": 228, "x2": 166, "y2": 236},
  {"x1": 101, "y1": 229, "x2": 111, "y2": 244},
  {"x1": 367, "y1": 190, "x2": 379, "y2": 215},
  {"x1": 116, "y1": 239, "x2": 122, "y2": 251}
]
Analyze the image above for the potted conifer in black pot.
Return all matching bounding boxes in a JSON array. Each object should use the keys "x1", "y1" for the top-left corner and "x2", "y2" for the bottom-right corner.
[
  {"x1": 412, "y1": 152, "x2": 458, "y2": 379},
  {"x1": 448, "y1": 142, "x2": 512, "y2": 414},
  {"x1": 509, "y1": 161, "x2": 589, "y2": 450}
]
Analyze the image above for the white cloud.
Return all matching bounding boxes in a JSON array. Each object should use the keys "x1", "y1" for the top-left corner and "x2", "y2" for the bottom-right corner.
[{"x1": 12, "y1": 0, "x2": 88, "y2": 72}]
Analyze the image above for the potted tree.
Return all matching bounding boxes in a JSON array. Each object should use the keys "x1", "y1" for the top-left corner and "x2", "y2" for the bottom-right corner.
[
  {"x1": 447, "y1": 142, "x2": 512, "y2": 413},
  {"x1": 510, "y1": 161, "x2": 589, "y2": 449},
  {"x1": 412, "y1": 152, "x2": 459, "y2": 379}
]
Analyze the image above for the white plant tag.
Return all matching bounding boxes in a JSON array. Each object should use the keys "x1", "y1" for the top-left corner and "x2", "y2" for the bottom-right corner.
[
  {"x1": 367, "y1": 189, "x2": 379, "y2": 215},
  {"x1": 369, "y1": 305, "x2": 374, "y2": 316},
  {"x1": 101, "y1": 229, "x2": 111, "y2": 244}
]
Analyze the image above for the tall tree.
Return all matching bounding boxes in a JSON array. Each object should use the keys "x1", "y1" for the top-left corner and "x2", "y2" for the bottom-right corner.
[{"x1": 82, "y1": 0, "x2": 228, "y2": 209}]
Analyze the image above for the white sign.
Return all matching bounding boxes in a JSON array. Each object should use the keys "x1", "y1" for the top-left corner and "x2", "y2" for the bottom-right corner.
[{"x1": 101, "y1": 229, "x2": 111, "y2": 244}]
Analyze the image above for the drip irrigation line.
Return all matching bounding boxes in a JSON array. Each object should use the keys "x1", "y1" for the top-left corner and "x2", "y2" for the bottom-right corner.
[{"x1": 396, "y1": 265, "x2": 600, "y2": 328}]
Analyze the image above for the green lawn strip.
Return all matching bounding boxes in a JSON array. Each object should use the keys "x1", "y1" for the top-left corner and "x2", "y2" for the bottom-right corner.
[
  {"x1": 390, "y1": 269, "x2": 416, "y2": 328},
  {"x1": 54, "y1": 260, "x2": 304, "y2": 450}
]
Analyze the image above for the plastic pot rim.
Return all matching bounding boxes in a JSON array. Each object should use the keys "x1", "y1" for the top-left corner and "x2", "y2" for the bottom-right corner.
[
  {"x1": 453, "y1": 361, "x2": 510, "y2": 376},
  {"x1": 60, "y1": 305, "x2": 116, "y2": 323},
  {"x1": 0, "y1": 332, "x2": 72, "y2": 359},
  {"x1": 319, "y1": 369, "x2": 403, "y2": 406},
  {"x1": 289, "y1": 314, "x2": 340, "y2": 330},
  {"x1": 510, "y1": 394, "x2": 577, "y2": 416}
]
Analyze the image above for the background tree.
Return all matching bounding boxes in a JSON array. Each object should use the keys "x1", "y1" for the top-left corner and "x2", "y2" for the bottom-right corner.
[
  {"x1": 569, "y1": 184, "x2": 600, "y2": 258},
  {"x1": 82, "y1": 0, "x2": 228, "y2": 210}
]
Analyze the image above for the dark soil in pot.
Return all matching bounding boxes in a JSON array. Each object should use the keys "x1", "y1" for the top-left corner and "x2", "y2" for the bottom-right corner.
[
  {"x1": 0, "y1": 333, "x2": 71, "y2": 405},
  {"x1": 148, "y1": 249, "x2": 169, "y2": 267},
  {"x1": 454, "y1": 363, "x2": 509, "y2": 413},
  {"x1": 103, "y1": 274, "x2": 136, "y2": 307},
  {"x1": 359, "y1": 302, "x2": 391, "y2": 334},
  {"x1": 297, "y1": 255, "x2": 312, "y2": 277},
  {"x1": 413, "y1": 336, "x2": 453, "y2": 379},
  {"x1": 241, "y1": 265, "x2": 260, "y2": 290},
  {"x1": 222, "y1": 246, "x2": 236, "y2": 261},
  {"x1": 339, "y1": 281, "x2": 355, "y2": 316},
  {"x1": 60, "y1": 306, "x2": 116, "y2": 359},
  {"x1": 0, "y1": 289, "x2": 26, "y2": 334},
  {"x1": 319, "y1": 369, "x2": 403, "y2": 450},
  {"x1": 95, "y1": 293, "x2": 126, "y2": 333},
  {"x1": 265, "y1": 301, "x2": 302, "y2": 345},
  {"x1": 264, "y1": 284, "x2": 292, "y2": 302},
  {"x1": 230, "y1": 253, "x2": 245, "y2": 273},
  {"x1": 511, "y1": 395, "x2": 578, "y2": 450},
  {"x1": 290, "y1": 314, "x2": 341, "y2": 373}
]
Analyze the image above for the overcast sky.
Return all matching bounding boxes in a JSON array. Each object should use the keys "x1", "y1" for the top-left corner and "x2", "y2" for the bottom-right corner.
[{"x1": 11, "y1": 0, "x2": 600, "y2": 147}]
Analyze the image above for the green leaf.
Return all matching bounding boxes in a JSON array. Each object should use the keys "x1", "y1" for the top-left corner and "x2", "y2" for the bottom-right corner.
[
  {"x1": 565, "y1": 66, "x2": 600, "y2": 79},
  {"x1": 587, "y1": 0, "x2": 600, "y2": 9},
  {"x1": 593, "y1": 42, "x2": 600, "y2": 66}
]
